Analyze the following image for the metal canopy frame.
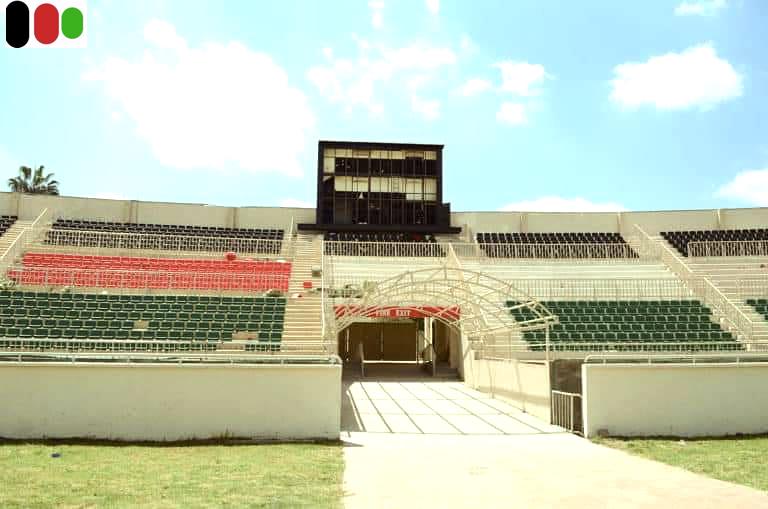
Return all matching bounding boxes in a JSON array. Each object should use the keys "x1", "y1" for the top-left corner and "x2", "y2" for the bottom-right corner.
[{"x1": 330, "y1": 267, "x2": 557, "y2": 344}]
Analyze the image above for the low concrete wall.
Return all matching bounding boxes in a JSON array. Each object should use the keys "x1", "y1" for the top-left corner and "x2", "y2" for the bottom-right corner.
[
  {"x1": 0, "y1": 362, "x2": 341, "y2": 441},
  {"x1": 583, "y1": 363, "x2": 768, "y2": 438},
  {"x1": 463, "y1": 356, "x2": 551, "y2": 422}
]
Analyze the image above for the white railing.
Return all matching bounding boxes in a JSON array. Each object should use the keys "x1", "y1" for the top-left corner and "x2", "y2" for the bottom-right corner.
[
  {"x1": 0, "y1": 340, "x2": 337, "y2": 356},
  {"x1": 323, "y1": 240, "x2": 650, "y2": 262},
  {"x1": 737, "y1": 279, "x2": 768, "y2": 299},
  {"x1": 0, "y1": 208, "x2": 51, "y2": 275},
  {"x1": 633, "y1": 224, "x2": 755, "y2": 341},
  {"x1": 584, "y1": 352, "x2": 768, "y2": 365},
  {"x1": 6, "y1": 266, "x2": 290, "y2": 293},
  {"x1": 688, "y1": 240, "x2": 768, "y2": 258},
  {"x1": 479, "y1": 340, "x2": 767, "y2": 356},
  {"x1": 510, "y1": 278, "x2": 692, "y2": 300},
  {"x1": 551, "y1": 390, "x2": 582, "y2": 434},
  {"x1": 0, "y1": 230, "x2": 28, "y2": 275},
  {"x1": 29, "y1": 207, "x2": 52, "y2": 239},
  {"x1": 457, "y1": 241, "x2": 644, "y2": 261},
  {"x1": 45, "y1": 229, "x2": 287, "y2": 256},
  {"x1": 324, "y1": 240, "x2": 447, "y2": 258}
]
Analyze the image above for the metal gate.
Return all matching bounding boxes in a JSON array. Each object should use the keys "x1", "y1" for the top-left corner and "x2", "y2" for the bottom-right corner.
[{"x1": 551, "y1": 390, "x2": 583, "y2": 434}]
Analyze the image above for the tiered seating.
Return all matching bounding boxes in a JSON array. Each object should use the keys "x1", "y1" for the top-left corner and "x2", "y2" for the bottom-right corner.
[
  {"x1": 0, "y1": 215, "x2": 17, "y2": 236},
  {"x1": 477, "y1": 232, "x2": 636, "y2": 258},
  {"x1": 509, "y1": 300, "x2": 739, "y2": 351},
  {"x1": 0, "y1": 291, "x2": 286, "y2": 352},
  {"x1": 662, "y1": 228, "x2": 768, "y2": 257},
  {"x1": 9, "y1": 253, "x2": 291, "y2": 292},
  {"x1": 46, "y1": 219, "x2": 284, "y2": 254},
  {"x1": 324, "y1": 231, "x2": 443, "y2": 256}
]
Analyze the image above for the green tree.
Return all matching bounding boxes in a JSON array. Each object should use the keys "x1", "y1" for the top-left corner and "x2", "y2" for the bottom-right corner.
[{"x1": 7, "y1": 166, "x2": 59, "y2": 195}]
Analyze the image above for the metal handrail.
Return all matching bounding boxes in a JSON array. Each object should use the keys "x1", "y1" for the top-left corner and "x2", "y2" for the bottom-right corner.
[
  {"x1": 584, "y1": 352, "x2": 768, "y2": 364},
  {"x1": 633, "y1": 224, "x2": 755, "y2": 341},
  {"x1": 507, "y1": 278, "x2": 691, "y2": 300},
  {"x1": 323, "y1": 240, "x2": 651, "y2": 261},
  {"x1": 479, "y1": 340, "x2": 768, "y2": 357},
  {"x1": 551, "y1": 390, "x2": 582, "y2": 434},
  {"x1": 45, "y1": 228, "x2": 288, "y2": 256},
  {"x1": 0, "y1": 350, "x2": 342, "y2": 363},
  {"x1": 688, "y1": 240, "x2": 768, "y2": 258}
]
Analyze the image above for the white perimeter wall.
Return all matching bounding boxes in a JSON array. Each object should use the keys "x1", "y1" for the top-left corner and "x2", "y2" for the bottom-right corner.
[
  {"x1": 582, "y1": 363, "x2": 768, "y2": 438},
  {"x1": 463, "y1": 355, "x2": 551, "y2": 423},
  {"x1": 0, "y1": 363, "x2": 342, "y2": 441},
  {"x1": 1, "y1": 191, "x2": 767, "y2": 235}
]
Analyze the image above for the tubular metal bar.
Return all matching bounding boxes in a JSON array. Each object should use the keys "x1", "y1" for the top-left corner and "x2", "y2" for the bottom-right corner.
[
  {"x1": 633, "y1": 224, "x2": 756, "y2": 341},
  {"x1": 583, "y1": 352, "x2": 768, "y2": 365},
  {"x1": 461, "y1": 241, "x2": 643, "y2": 261},
  {"x1": 551, "y1": 390, "x2": 582, "y2": 434},
  {"x1": 0, "y1": 351, "x2": 342, "y2": 365},
  {"x1": 0, "y1": 338, "x2": 337, "y2": 355},
  {"x1": 477, "y1": 340, "x2": 768, "y2": 357},
  {"x1": 45, "y1": 229, "x2": 286, "y2": 256},
  {"x1": 688, "y1": 240, "x2": 768, "y2": 258},
  {"x1": 323, "y1": 240, "x2": 652, "y2": 262},
  {"x1": 507, "y1": 278, "x2": 691, "y2": 301}
]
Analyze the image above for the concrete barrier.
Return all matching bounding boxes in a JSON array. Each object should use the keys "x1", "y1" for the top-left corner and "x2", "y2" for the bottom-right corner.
[{"x1": 0, "y1": 362, "x2": 341, "y2": 441}]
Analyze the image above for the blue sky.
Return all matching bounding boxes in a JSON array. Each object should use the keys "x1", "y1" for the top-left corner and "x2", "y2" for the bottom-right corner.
[{"x1": 1, "y1": 0, "x2": 767, "y2": 212}]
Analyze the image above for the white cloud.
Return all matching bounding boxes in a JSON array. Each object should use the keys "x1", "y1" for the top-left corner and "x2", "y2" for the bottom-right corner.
[
  {"x1": 279, "y1": 198, "x2": 315, "y2": 208},
  {"x1": 674, "y1": 0, "x2": 727, "y2": 16},
  {"x1": 84, "y1": 19, "x2": 314, "y2": 177},
  {"x1": 716, "y1": 169, "x2": 768, "y2": 206},
  {"x1": 411, "y1": 96, "x2": 441, "y2": 120},
  {"x1": 610, "y1": 42, "x2": 742, "y2": 111},
  {"x1": 494, "y1": 61, "x2": 549, "y2": 96},
  {"x1": 307, "y1": 40, "x2": 457, "y2": 115},
  {"x1": 426, "y1": 0, "x2": 440, "y2": 15},
  {"x1": 143, "y1": 19, "x2": 187, "y2": 51},
  {"x1": 369, "y1": 1, "x2": 385, "y2": 29},
  {"x1": 499, "y1": 196, "x2": 626, "y2": 212},
  {"x1": 457, "y1": 78, "x2": 492, "y2": 97},
  {"x1": 496, "y1": 102, "x2": 527, "y2": 126}
]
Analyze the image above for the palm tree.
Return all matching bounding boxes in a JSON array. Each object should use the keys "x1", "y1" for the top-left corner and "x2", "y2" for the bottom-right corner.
[{"x1": 7, "y1": 166, "x2": 59, "y2": 195}]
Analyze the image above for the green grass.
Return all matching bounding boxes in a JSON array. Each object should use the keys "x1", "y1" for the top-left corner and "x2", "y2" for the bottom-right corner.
[
  {"x1": 0, "y1": 441, "x2": 344, "y2": 508},
  {"x1": 595, "y1": 435, "x2": 768, "y2": 492}
]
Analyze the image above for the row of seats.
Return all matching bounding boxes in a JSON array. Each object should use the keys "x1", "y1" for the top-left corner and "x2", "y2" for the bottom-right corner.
[
  {"x1": 324, "y1": 231, "x2": 443, "y2": 256},
  {"x1": 10, "y1": 253, "x2": 290, "y2": 292},
  {"x1": 509, "y1": 300, "x2": 738, "y2": 351},
  {"x1": 0, "y1": 215, "x2": 17, "y2": 237},
  {"x1": 0, "y1": 291, "x2": 280, "y2": 304},
  {"x1": 23, "y1": 253, "x2": 291, "y2": 274},
  {"x1": 479, "y1": 232, "x2": 626, "y2": 244},
  {"x1": 7, "y1": 268, "x2": 289, "y2": 292},
  {"x1": 45, "y1": 219, "x2": 284, "y2": 254},
  {"x1": 51, "y1": 219, "x2": 284, "y2": 239},
  {"x1": 45, "y1": 232, "x2": 282, "y2": 254},
  {"x1": 0, "y1": 291, "x2": 286, "y2": 351},
  {"x1": 662, "y1": 228, "x2": 768, "y2": 257},
  {"x1": 477, "y1": 232, "x2": 636, "y2": 258}
]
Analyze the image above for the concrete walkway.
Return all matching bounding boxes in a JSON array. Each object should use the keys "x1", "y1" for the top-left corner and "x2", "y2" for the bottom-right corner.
[{"x1": 341, "y1": 380, "x2": 768, "y2": 508}]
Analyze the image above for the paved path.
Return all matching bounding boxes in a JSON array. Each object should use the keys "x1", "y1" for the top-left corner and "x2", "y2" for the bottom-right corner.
[{"x1": 341, "y1": 380, "x2": 768, "y2": 508}]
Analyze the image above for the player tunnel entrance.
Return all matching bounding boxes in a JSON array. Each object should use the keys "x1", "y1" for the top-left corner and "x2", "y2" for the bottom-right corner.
[
  {"x1": 336, "y1": 305, "x2": 461, "y2": 378},
  {"x1": 330, "y1": 268, "x2": 557, "y2": 378}
]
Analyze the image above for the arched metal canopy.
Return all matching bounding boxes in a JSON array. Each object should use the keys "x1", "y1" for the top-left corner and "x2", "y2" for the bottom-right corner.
[{"x1": 330, "y1": 267, "x2": 557, "y2": 340}]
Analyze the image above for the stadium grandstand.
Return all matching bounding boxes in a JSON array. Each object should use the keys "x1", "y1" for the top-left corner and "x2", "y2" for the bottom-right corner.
[{"x1": 1, "y1": 139, "x2": 768, "y2": 442}]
